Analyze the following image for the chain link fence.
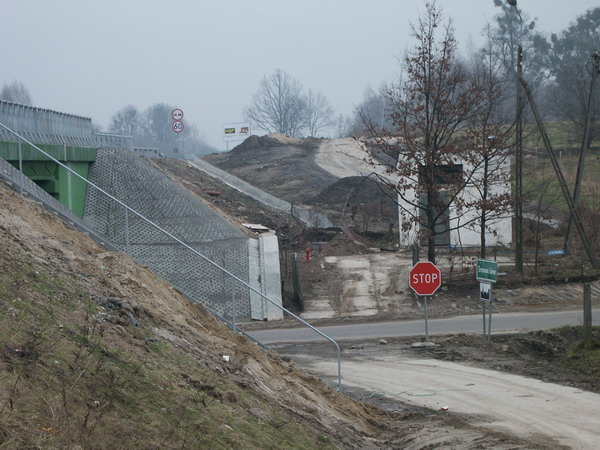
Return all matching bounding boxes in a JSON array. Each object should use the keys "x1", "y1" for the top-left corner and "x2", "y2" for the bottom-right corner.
[{"x1": 84, "y1": 146, "x2": 253, "y2": 319}]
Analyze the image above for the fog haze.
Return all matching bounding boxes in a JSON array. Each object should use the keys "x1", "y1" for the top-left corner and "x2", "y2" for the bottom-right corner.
[{"x1": 2, "y1": 0, "x2": 599, "y2": 150}]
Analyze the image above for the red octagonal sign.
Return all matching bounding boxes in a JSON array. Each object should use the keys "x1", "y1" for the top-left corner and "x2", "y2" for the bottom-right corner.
[{"x1": 409, "y1": 261, "x2": 442, "y2": 296}]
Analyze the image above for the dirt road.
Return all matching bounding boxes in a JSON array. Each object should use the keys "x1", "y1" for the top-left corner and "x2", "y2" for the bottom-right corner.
[
  {"x1": 291, "y1": 352, "x2": 600, "y2": 449},
  {"x1": 314, "y1": 138, "x2": 369, "y2": 178},
  {"x1": 315, "y1": 138, "x2": 398, "y2": 182}
]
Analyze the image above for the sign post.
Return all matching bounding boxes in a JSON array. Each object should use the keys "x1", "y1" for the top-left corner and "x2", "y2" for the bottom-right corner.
[
  {"x1": 476, "y1": 259, "x2": 498, "y2": 340},
  {"x1": 409, "y1": 262, "x2": 442, "y2": 342},
  {"x1": 222, "y1": 122, "x2": 251, "y2": 151}
]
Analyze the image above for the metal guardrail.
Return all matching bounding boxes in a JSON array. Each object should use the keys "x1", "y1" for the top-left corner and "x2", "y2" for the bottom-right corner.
[
  {"x1": 189, "y1": 159, "x2": 334, "y2": 229},
  {"x1": 0, "y1": 100, "x2": 95, "y2": 146},
  {"x1": 0, "y1": 122, "x2": 343, "y2": 392},
  {"x1": 92, "y1": 132, "x2": 133, "y2": 149}
]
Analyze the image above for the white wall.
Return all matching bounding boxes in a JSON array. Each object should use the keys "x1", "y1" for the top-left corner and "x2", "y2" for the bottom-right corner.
[
  {"x1": 398, "y1": 154, "x2": 512, "y2": 248},
  {"x1": 249, "y1": 233, "x2": 283, "y2": 321}
]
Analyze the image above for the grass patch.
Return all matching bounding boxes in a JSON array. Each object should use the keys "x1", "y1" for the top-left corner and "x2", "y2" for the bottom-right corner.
[
  {"x1": 522, "y1": 121, "x2": 600, "y2": 212},
  {"x1": 545, "y1": 326, "x2": 600, "y2": 377}
]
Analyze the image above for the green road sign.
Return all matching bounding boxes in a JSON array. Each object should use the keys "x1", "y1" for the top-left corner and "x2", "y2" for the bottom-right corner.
[{"x1": 476, "y1": 259, "x2": 498, "y2": 283}]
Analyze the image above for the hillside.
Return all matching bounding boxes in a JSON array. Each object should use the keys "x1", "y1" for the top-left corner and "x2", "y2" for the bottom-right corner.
[
  {"x1": 202, "y1": 134, "x2": 399, "y2": 235},
  {"x1": 0, "y1": 179, "x2": 537, "y2": 447},
  {"x1": 0, "y1": 181, "x2": 377, "y2": 448},
  {"x1": 203, "y1": 134, "x2": 336, "y2": 205}
]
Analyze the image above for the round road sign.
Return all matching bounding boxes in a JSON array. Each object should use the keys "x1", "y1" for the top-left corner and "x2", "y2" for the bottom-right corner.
[
  {"x1": 172, "y1": 108, "x2": 184, "y2": 121},
  {"x1": 409, "y1": 261, "x2": 441, "y2": 296},
  {"x1": 172, "y1": 120, "x2": 184, "y2": 133}
]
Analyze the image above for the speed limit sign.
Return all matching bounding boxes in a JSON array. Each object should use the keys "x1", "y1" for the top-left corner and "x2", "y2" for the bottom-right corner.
[{"x1": 172, "y1": 120, "x2": 184, "y2": 133}]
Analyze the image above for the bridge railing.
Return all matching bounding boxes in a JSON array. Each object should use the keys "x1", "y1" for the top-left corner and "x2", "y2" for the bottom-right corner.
[
  {"x1": 92, "y1": 132, "x2": 134, "y2": 149},
  {"x1": 0, "y1": 121, "x2": 343, "y2": 392}
]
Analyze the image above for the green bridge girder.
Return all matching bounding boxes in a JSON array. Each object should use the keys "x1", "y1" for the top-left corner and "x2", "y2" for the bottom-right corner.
[{"x1": 0, "y1": 141, "x2": 97, "y2": 218}]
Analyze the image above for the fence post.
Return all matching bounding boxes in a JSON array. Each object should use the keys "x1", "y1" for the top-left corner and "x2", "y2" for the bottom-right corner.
[
  {"x1": 18, "y1": 141, "x2": 23, "y2": 196},
  {"x1": 124, "y1": 207, "x2": 131, "y2": 255},
  {"x1": 482, "y1": 302, "x2": 487, "y2": 339},
  {"x1": 231, "y1": 282, "x2": 237, "y2": 333},
  {"x1": 583, "y1": 283, "x2": 592, "y2": 350},
  {"x1": 412, "y1": 242, "x2": 420, "y2": 265}
]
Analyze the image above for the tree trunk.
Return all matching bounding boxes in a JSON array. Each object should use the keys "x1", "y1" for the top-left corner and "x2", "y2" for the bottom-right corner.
[
  {"x1": 480, "y1": 156, "x2": 490, "y2": 259},
  {"x1": 480, "y1": 214, "x2": 487, "y2": 259},
  {"x1": 427, "y1": 190, "x2": 436, "y2": 264},
  {"x1": 428, "y1": 236, "x2": 436, "y2": 263}
]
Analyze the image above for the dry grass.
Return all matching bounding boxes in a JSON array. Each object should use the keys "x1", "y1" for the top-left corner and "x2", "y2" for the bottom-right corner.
[
  {"x1": 523, "y1": 122, "x2": 600, "y2": 211},
  {"x1": 0, "y1": 260, "x2": 337, "y2": 449}
]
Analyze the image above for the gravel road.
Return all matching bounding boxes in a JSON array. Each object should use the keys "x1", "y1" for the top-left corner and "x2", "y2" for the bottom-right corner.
[{"x1": 291, "y1": 352, "x2": 599, "y2": 449}]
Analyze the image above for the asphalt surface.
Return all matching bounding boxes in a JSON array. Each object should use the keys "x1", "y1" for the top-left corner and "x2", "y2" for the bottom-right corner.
[{"x1": 246, "y1": 308, "x2": 598, "y2": 344}]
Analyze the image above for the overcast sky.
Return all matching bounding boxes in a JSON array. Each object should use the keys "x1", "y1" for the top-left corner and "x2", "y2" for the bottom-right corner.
[{"x1": 2, "y1": 0, "x2": 599, "y2": 151}]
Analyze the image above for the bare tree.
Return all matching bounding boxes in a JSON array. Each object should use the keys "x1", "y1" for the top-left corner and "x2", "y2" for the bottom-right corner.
[
  {"x1": 108, "y1": 102, "x2": 216, "y2": 157},
  {"x1": 108, "y1": 105, "x2": 143, "y2": 137},
  {"x1": 177, "y1": 123, "x2": 216, "y2": 157},
  {"x1": 304, "y1": 89, "x2": 334, "y2": 137},
  {"x1": 463, "y1": 36, "x2": 514, "y2": 258},
  {"x1": 350, "y1": 86, "x2": 394, "y2": 136},
  {"x1": 1, "y1": 81, "x2": 33, "y2": 105},
  {"x1": 486, "y1": 0, "x2": 541, "y2": 82},
  {"x1": 362, "y1": 2, "x2": 496, "y2": 263},
  {"x1": 334, "y1": 113, "x2": 353, "y2": 138},
  {"x1": 244, "y1": 69, "x2": 307, "y2": 137},
  {"x1": 143, "y1": 103, "x2": 175, "y2": 145}
]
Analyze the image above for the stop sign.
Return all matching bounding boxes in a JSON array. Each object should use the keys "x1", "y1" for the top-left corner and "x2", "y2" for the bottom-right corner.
[{"x1": 409, "y1": 261, "x2": 442, "y2": 296}]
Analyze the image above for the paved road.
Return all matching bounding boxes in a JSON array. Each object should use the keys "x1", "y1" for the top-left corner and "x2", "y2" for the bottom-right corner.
[{"x1": 246, "y1": 309, "x2": 597, "y2": 344}]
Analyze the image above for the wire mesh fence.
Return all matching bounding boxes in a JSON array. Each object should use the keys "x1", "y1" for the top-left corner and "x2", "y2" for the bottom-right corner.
[{"x1": 83, "y1": 146, "x2": 254, "y2": 319}]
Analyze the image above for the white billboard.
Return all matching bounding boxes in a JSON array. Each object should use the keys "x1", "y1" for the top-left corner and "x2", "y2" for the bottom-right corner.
[{"x1": 222, "y1": 122, "x2": 251, "y2": 141}]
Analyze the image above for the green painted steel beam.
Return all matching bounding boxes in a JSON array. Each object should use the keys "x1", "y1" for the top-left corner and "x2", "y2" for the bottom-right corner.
[{"x1": 0, "y1": 140, "x2": 96, "y2": 217}]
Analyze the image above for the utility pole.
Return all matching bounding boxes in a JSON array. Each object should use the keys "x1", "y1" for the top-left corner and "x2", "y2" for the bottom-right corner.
[
  {"x1": 508, "y1": 0, "x2": 524, "y2": 274},
  {"x1": 515, "y1": 44, "x2": 524, "y2": 274},
  {"x1": 565, "y1": 51, "x2": 600, "y2": 254}
]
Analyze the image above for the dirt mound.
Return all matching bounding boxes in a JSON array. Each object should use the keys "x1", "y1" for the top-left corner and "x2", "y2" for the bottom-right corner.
[
  {"x1": 149, "y1": 157, "x2": 290, "y2": 232},
  {"x1": 203, "y1": 137, "x2": 399, "y2": 235},
  {"x1": 230, "y1": 133, "x2": 305, "y2": 152},
  {"x1": 318, "y1": 232, "x2": 368, "y2": 257},
  {"x1": 309, "y1": 175, "x2": 395, "y2": 206},
  {"x1": 202, "y1": 135, "x2": 337, "y2": 206},
  {"x1": 308, "y1": 176, "x2": 398, "y2": 233}
]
